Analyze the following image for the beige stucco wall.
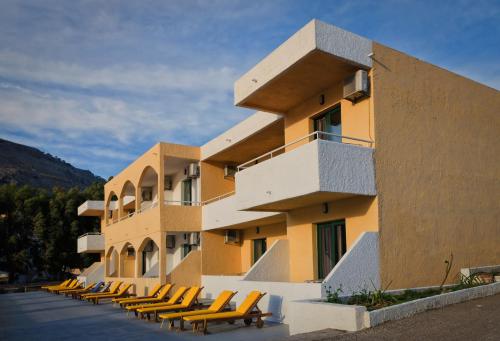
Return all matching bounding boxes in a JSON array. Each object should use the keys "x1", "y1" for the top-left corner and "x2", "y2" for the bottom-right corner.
[
  {"x1": 200, "y1": 161, "x2": 235, "y2": 202},
  {"x1": 372, "y1": 43, "x2": 500, "y2": 289},
  {"x1": 287, "y1": 196, "x2": 379, "y2": 282},
  {"x1": 166, "y1": 250, "x2": 201, "y2": 291},
  {"x1": 201, "y1": 230, "x2": 242, "y2": 275}
]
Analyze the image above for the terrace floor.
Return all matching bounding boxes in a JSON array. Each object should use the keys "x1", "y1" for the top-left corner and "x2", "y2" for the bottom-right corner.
[{"x1": 0, "y1": 291, "x2": 288, "y2": 341}]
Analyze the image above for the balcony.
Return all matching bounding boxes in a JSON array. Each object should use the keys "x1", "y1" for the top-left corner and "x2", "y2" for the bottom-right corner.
[
  {"x1": 202, "y1": 193, "x2": 285, "y2": 230},
  {"x1": 234, "y1": 20, "x2": 372, "y2": 113},
  {"x1": 235, "y1": 132, "x2": 376, "y2": 211},
  {"x1": 78, "y1": 200, "x2": 104, "y2": 217},
  {"x1": 77, "y1": 232, "x2": 104, "y2": 253}
]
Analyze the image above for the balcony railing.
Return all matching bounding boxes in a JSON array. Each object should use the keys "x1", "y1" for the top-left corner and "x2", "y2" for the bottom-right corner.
[{"x1": 237, "y1": 131, "x2": 373, "y2": 171}]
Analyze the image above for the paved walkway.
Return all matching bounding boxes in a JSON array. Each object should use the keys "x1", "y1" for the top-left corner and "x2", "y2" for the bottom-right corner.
[
  {"x1": 285, "y1": 293, "x2": 500, "y2": 341},
  {"x1": 0, "y1": 291, "x2": 288, "y2": 340}
]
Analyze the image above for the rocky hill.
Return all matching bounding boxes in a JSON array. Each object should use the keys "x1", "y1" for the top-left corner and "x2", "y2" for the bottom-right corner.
[{"x1": 0, "y1": 138, "x2": 104, "y2": 190}]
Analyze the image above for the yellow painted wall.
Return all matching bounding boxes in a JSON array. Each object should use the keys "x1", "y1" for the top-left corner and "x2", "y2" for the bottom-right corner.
[
  {"x1": 201, "y1": 230, "x2": 242, "y2": 275},
  {"x1": 372, "y1": 43, "x2": 500, "y2": 288},
  {"x1": 239, "y1": 222, "x2": 287, "y2": 272},
  {"x1": 200, "y1": 161, "x2": 235, "y2": 202},
  {"x1": 287, "y1": 196, "x2": 379, "y2": 282},
  {"x1": 284, "y1": 79, "x2": 375, "y2": 149}
]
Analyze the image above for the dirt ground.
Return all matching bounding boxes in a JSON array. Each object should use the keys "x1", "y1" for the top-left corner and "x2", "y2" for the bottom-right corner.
[{"x1": 284, "y1": 293, "x2": 500, "y2": 341}]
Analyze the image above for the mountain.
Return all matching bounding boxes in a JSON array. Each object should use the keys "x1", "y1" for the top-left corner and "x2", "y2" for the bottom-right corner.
[{"x1": 0, "y1": 138, "x2": 104, "y2": 190}]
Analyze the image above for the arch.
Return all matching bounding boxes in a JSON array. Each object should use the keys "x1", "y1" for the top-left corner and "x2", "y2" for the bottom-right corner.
[
  {"x1": 137, "y1": 237, "x2": 159, "y2": 278},
  {"x1": 105, "y1": 191, "x2": 118, "y2": 225},
  {"x1": 119, "y1": 180, "x2": 136, "y2": 218},
  {"x1": 106, "y1": 246, "x2": 119, "y2": 277},
  {"x1": 138, "y1": 166, "x2": 159, "y2": 211},
  {"x1": 119, "y1": 242, "x2": 136, "y2": 278}
]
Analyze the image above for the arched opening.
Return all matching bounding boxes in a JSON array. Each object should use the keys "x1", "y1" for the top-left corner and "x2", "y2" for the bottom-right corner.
[
  {"x1": 138, "y1": 166, "x2": 158, "y2": 211},
  {"x1": 105, "y1": 191, "x2": 118, "y2": 225},
  {"x1": 106, "y1": 247, "x2": 119, "y2": 277},
  {"x1": 137, "y1": 238, "x2": 159, "y2": 278},
  {"x1": 120, "y1": 181, "x2": 136, "y2": 219},
  {"x1": 119, "y1": 243, "x2": 136, "y2": 278}
]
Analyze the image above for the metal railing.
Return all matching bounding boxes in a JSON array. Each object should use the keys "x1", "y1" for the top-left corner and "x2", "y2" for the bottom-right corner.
[
  {"x1": 164, "y1": 200, "x2": 203, "y2": 206},
  {"x1": 237, "y1": 130, "x2": 374, "y2": 171},
  {"x1": 77, "y1": 232, "x2": 102, "y2": 239},
  {"x1": 201, "y1": 191, "x2": 235, "y2": 205}
]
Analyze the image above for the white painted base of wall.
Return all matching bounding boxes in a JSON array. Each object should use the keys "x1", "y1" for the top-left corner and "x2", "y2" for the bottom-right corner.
[{"x1": 288, "y1": 282, "x2": 500, "y2": 335}]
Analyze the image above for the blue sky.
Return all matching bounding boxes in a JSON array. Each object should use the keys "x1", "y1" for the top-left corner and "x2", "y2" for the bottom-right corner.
[{"x1": 0, "y1": 0, "x2": 498, "y2": 178}]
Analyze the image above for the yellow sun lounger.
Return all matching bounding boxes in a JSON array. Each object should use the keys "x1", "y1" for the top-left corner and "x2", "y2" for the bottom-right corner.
[
  {"x1": 80, "y1": 281, "x2": 122, "y2": 299},
  {"x1": 86, "y1": 283, "x2": 133, "y2": 304},
  {"x1": 46, "y1": 279, "x2": 75, "y2": 292},
  {"x1": 120, "y1": 283, "x2": 173, "y2": 307},
  {"x1": 126, "y1": 286, "x2": 188, "y2": 315},
  {"x1": 113, "y1": 283, "x2": 162, "y2": 305},
  {"x1": 137, "y1": 286, "x2": 203, "y2": 321},
  {"x1": 159, "y1": 290, "x2": 237, "y2": 330},
  {"x1": 60, "y1": 282, "x2": 95, "y2": 295},
  {"x1": 49, "y1": 279, "x2": 80, "y2": 293},
  {"x1": 183, "y1": 291, "x2": 271, "y2": 334},
  {"x1": 42, "y1": 279, "x2": 70, "y2": 291}
]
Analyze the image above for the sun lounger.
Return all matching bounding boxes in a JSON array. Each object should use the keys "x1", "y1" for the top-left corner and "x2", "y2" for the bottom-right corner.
[
  {"x1": 113, "y1": 284, "x2": 162, "y2": 305},
  {"x1": 42, "y1": 279, "x2": 70, "y2": 291},
  {"x1": 50, "y1": 279, "x2": 80, "y2": 294},
  {"x1": 46, "y1": 279, "x2": 76, "y2": 292},
  {"x1": 80, "y1": 281, "x2": 122, "y2": 300},
  {"x1": 159, "y1": 290, "x2": 237, "y2": 330},
  {"x1": 126, "y1": 286, "x2": 188, "y2": 316},
  {"x1": 59, "y1": 282, "x2": 95, "y2": 295},
  {"x1": 183, "y1": 291, "x2": 271, "y2": 334},
  {"x1": 86, "y1": 283, "x2": 133, "y2": 304},
  {"x1": 119, "y1": 283, "x2": 173, "y2": 307},
  {"x1": 137, "y1": 286, "x2": 203, "y2": 321},
  {"x1": 73, "y1": 281, "x2": 107, "y2": 299},
  {"x1": 64, "y1": 282, "x2": 99, "y2": 296}
]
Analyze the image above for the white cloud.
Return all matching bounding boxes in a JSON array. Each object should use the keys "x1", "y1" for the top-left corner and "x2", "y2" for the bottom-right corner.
[{"x1": 0, "y1": 50, "x2": 238, "y2": 94}]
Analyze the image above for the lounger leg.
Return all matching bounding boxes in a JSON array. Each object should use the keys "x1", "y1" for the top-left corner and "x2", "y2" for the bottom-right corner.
[{"x1": 160, "y1": 319, "x2": 164, "y2": 329}]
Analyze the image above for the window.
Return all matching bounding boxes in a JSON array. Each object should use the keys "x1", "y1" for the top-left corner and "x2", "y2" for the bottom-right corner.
[
  {"x1": 182, "y1": 244, "x2": 192, "y2": 259},
  {"x1": 313, "y1": 105, "x2": 342, "y2": 142}
]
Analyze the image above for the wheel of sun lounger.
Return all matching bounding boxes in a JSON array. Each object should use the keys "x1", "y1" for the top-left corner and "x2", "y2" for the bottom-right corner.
[
  {"x1": 256, "y1": 319, "x2": 264, "y2": 328},
  {"x1": 244, "y1": 318, "x2": 252, "y2": 326}
]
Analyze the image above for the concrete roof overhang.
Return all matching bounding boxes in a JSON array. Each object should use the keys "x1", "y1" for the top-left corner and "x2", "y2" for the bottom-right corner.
[{"x1": 234, "y1": 19, "x2": 373, "y2": 113}]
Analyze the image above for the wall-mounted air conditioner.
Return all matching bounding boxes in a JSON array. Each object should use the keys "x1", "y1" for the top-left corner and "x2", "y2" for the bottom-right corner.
[
  {"x1": 224, "y1": 230, "x2": 240, "y2": 244},
  {"x1": 187, "y1": 163, "x2": 199, "y2": 178},
  {"x1": 343, "y1": 70, "x2": 369, "y2": 102},
  {"x1": 189, "y1": 232, "x2": 200, "y2": 246},
  {"x1": 224, "y1": 165, "x2": 237, "y2": 178},
  {"x1": 166, "y1": 235, "x2": 175, "y2": 249}
]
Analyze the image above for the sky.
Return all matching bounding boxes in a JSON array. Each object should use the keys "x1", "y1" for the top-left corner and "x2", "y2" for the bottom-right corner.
[{"x1": 0, "y1": 0, "x2": 498, "y2": 178}]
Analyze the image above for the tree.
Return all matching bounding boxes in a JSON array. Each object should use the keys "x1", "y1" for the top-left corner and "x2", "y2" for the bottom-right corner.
[{"x1": 0, "y1": 181, "x2": 104, "y2": 282}]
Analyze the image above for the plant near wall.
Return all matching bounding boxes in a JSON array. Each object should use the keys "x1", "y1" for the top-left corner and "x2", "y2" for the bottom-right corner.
[
  {"x1": 325, "y1": 285, "x2": 343, "y2": 303},
  {"x1": 456, "y1": 273, "x2": 482, "y2": 290},
  {"x1": 439, "y1": 253, "x2": 454, "y2": 291},
  {"x1": 347, "y1": 280, "x2": 396, "y2": 310}
]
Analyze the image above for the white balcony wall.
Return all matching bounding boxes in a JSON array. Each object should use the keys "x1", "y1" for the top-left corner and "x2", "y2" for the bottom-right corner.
[
  {"x1": 202, "y1": 195, "x2": 282, "y2": 230},
  {"x1": 77, "y1": 233, "x2": 104, "y2": 253},
  {"x1": 235, "y1": 139, "x2": 376, "y2": 210}
]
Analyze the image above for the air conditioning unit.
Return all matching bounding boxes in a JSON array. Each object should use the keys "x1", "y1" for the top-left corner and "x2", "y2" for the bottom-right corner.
[
  {"x1": 189, "y1": 232, "x2": 200, "y2": 246},
  {"x1": 166, "y1": 235, "x2": 175, "y2": 249},
  {"x1": 187, "y1": 163, "x2": 199, "y2": 178},
  {"x1": 224, "y1": 165, "x2": 237, "y2": 178},
  {"x1": 343, "y1": 70, "x2": 369, "y2": 102},
  {"x1": 224, "y1": 230, "x2": 240, "y2": 244}
]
